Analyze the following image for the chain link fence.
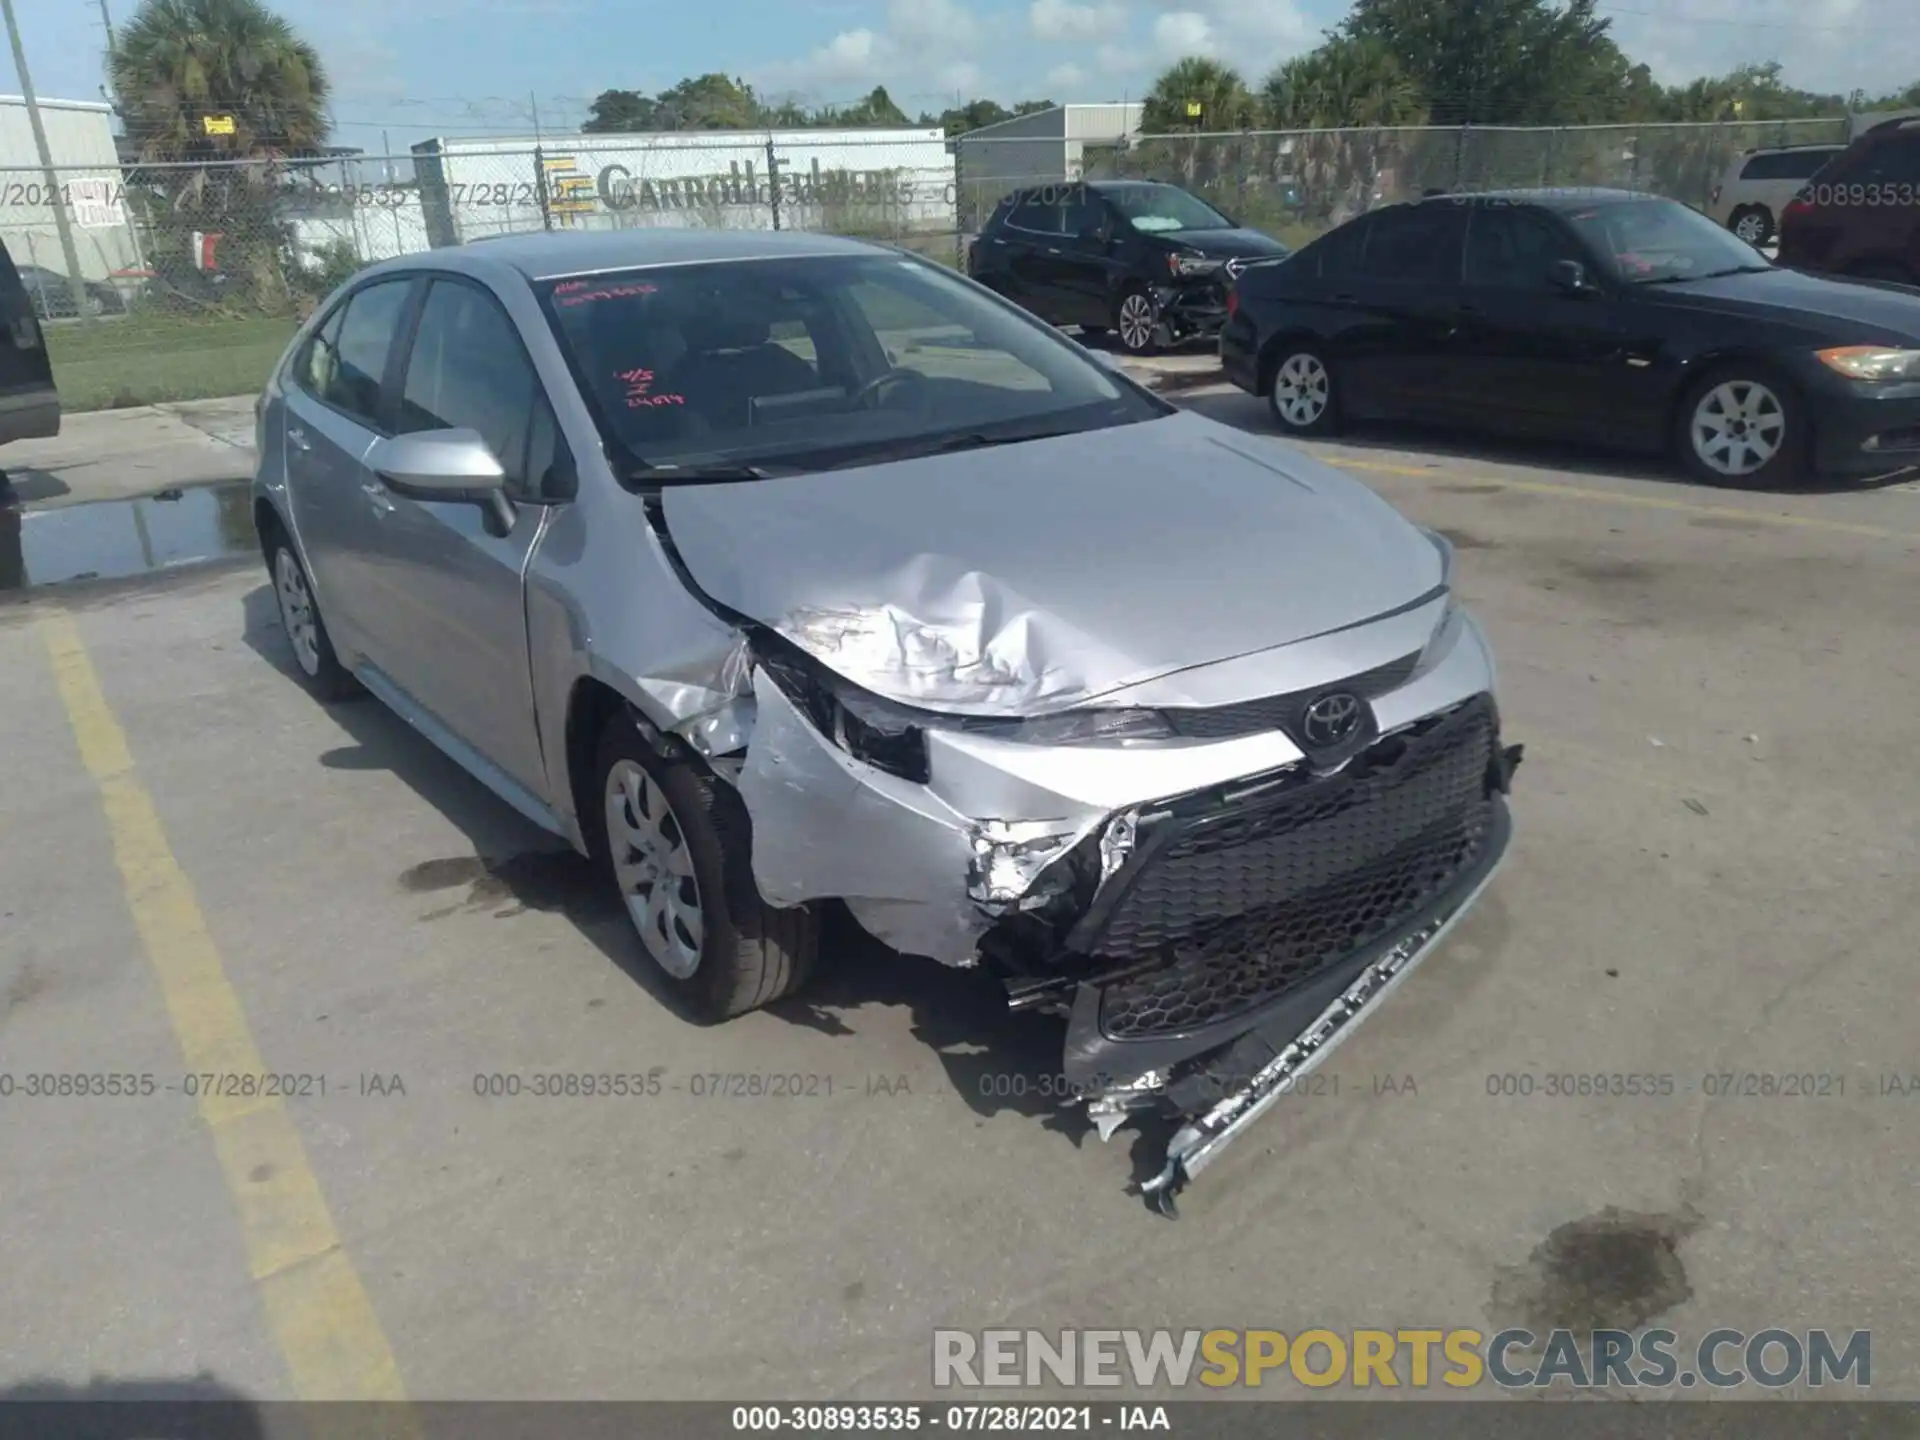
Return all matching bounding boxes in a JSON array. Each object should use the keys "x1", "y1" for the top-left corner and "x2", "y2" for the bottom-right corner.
[{"x1": 6, "y1": 119, "x2": 1849, "y2": 412}]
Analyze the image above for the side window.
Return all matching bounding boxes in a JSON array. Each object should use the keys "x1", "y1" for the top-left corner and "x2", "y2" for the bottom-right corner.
[
  {"x1": 1315, "y1": 216, "x2": 1372, "y2": 280},
  {"x1": 1061, "y1": 193, "x2": 1106, "y2": 240},
  {"x1": 1463, "y1": 207, "x2": 1584, "y2": 288},
  {"x1": 1860, "y1": 135, "x2": 1920, "y2": 183},
  {"x1": 294, "y1": 303, "x2": 346, "y2": 399},
  {"x1": 1009, "y1": 196, "x2": 1065, "y2": 234},
  {"x1": 1359, "y1": 203, "x2": 1467, "y2": 283},
  {"x1": 397, "y1": 279, "x2": 542, "y2": 497},
  {"x1": 323, "y1": 278, "x2": 413, "y2": 427}
]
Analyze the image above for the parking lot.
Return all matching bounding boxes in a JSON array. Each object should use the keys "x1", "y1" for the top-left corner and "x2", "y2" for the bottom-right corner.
[{"x1": 3, "y1": 383, "x2": 1918, "y2": 1405}]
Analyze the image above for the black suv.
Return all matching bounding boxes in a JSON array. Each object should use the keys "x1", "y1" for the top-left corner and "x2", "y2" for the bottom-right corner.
[{"x1": 967, "y1": 179, "x2": 1289, "y2": 353}]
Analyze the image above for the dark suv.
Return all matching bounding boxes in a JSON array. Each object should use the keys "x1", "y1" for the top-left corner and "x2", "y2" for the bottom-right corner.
[
  {"x1": 967, "y1": 179, "x2": 1289, "y2": 353},
  {"x1": 1777, "y1": 115, "x2": 1920, "y2": 284}
]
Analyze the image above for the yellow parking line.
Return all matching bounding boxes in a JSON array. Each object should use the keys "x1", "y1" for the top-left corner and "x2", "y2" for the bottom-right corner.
[
  {"x1": 1330, "y1": 458, "x2": 1918, "y2": 542},
  {"x1": 39, "y1": 607, "x2": 417, "y2": 1419}
]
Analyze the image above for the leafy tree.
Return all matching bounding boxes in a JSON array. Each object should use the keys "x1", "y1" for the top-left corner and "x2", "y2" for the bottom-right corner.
[
  {"x1": 1340, "y1": 0, "x2": 1617, "y2": 125},
  {"x1": 651, "y1": 73, "x2": 765, "y2": 129},
  {"x1": 1261, "y1": 36, "x2": 1426, "y2": 221},
  {"x1": 919, "y1": 98, "x2": 1057, "y2": 135},
  {"x1": 1142, "y1": 58, "x2": 1257, "y2": 133},
  {"x1": 582, "y1": 88, "x2": 658, "y2": 132},
  {"x1": 820, "y1": 86, "x2": 912, "y2": 127}
]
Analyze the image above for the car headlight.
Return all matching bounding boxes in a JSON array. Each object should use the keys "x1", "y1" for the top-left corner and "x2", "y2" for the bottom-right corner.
[
  {"x1": 978, "y1": 708, "x2": 1175, "y2": 745},
  {"x1": 1166, "y1": 252, "x2": 1220, "y2": 277},
  {"x1": 1816, "y1": 346, "x2": 1920, "y2": 381}
]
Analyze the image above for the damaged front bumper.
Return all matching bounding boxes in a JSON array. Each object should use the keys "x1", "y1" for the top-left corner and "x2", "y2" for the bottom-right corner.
[{"x1": 1146, "y1": 284, "x2": 1228, "y2": 345}]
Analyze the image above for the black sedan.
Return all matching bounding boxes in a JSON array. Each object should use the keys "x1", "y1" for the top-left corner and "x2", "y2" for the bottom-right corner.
[
  {"x1": 1220, "y1": 188, "x2": 1920, "y2": 487},
  {"x1": 970, "y1": 180, "x2": 1289, "y2": 354}
]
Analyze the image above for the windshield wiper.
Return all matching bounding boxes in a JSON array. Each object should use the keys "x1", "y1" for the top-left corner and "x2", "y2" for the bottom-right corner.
[{"x1": 819, "y1": 426, "x2": 1087, "y2": 469}]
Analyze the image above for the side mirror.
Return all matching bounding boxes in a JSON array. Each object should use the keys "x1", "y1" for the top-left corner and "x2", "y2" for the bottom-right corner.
[
  {"x1": 366, "y1": 427, "x2": 517, "y2": 534},
  {"x1": 1549, "y1": 259, "x2": 1597, "y2": 296}
]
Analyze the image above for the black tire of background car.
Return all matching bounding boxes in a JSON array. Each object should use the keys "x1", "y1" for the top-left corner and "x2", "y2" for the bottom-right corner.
[
  {"x1": 1673, "y1": 362, "x2": 1808, "y2": 490},
  {"x1": 1728, "y1": 205, "x2": 1774, "y2": 248},
  {"x1": 1262, "y1": 340, "x2": 1342, "y2": 437},
  {"x1": 593, "y1": 718, "x2": 819, "y2": 1023},
  {"x1": 1113, "y1": 287, "x2": 1159, "y2": 356},
  {"x1": 265, "y1": 535, "x2": 364, "y2": 703}
]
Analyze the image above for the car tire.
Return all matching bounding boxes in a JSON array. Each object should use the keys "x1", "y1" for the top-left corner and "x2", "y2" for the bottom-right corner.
[
  {"x1": 1729, "y1": 205, "x2": 1773, "y2": 248},
  {"x1": 267, "y1": 536, "x2": 362, "y2": 702},
  {"x1": 1114, "y1": 288, "x2": 1158, "y2": 355},
  {"x1": 1263, "y1": 342, "x2": 1341, "y2": 437},
  {"x1": 1675, "y1": 363, "x2": 1807, "y2": 489},
  {"x1": 593, "y1": 717, "x2": 819, "y2": 1023}
]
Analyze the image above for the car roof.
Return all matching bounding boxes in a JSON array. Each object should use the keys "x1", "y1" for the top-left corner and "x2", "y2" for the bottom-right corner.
[
  {"x1": 1741, "y1": 142, "x2": 1846, "y2": 155},
  {"x1": 358, "y1": 227, "x2": 893, "y2": 284},
  {"x1": 1439, "y1": 187, "x2": 1658, "y2": 208}
]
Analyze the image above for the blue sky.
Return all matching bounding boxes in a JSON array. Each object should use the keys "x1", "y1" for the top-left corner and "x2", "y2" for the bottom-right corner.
[{"x1": 3, "y1": 0, "x2": 1914, "y2": 155}]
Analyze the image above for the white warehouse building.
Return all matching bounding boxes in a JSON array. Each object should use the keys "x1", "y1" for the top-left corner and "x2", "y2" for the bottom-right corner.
[
  {"x1": 0, "y1": 94, "x2": 143, "y2": 284},
  {"x1": 950, "y1": 103, "x2": 1144, "y2": 224},
  {"x1": 410, "y1": 128, "x2": 957, "y2": 246}
]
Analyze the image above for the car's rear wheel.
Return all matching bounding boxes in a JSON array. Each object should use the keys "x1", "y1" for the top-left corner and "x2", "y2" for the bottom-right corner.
[
  {"x1": 267, "y1": 538, "x2": 362, "y2": 701},
  {"x1": 1265, "y1": 343, "x2": 1340, "y2": 436},
  {"x1": 594, "y1": 718, "x2": 818, "y2": 1022},
  {"x1": 1114, "y1": 288, "x2": 1158, "y2": 354},
  {"x1": 1729, "y1": 205, "x2": 1773, "y2": 247},
  {"x1": 1676, "y1": 365, "x2": 1806, "y2": 489}
]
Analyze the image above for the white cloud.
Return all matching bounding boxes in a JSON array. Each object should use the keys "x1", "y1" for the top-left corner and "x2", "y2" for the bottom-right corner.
[
  {"x1": 1047, "y1": 62, "x2": 1090, "y2": 90},
  {"x1": 1601, "y1": 0, "x2": 1920, "y2": 95},
  {"x1": 754, "y1": 0, "x2": 990, "y2": 103},
  {"x1": 1030, "y1": 0, "x2": 1128, "y2": 43},
  {"x1": 1152, "y1": 11, "x2": 1215, "y2": 58}
]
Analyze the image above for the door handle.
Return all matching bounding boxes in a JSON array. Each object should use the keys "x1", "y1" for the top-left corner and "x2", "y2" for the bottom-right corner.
[
  {"x1": 287, "y1": 425, "x2": 311, "y2": 451},
  {"x1": 1046, "y1": 248, "x2": 1061, "y2": 255}
]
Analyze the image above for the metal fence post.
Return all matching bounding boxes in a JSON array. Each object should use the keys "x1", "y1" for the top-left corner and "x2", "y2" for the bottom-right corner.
[
  {"x1": 766, "y1": 135, "x2": 782, "y2": 231},
  {"x1": 535, "y1": 144, "x2": 553, "y2": 231},
  {"x1": 1451, "y1": 125, "x2": 1468, "y2": 190}
]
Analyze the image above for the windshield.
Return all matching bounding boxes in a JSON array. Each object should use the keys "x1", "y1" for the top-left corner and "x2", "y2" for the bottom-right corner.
[
  {"x1": 1104, "y1": 183, "x2": 1235, "y2": 234},
  {"x1": 1562, "y1": 198, "x2": 1771, "y2": 284},
  {"x1": 540, "y1": 252, "x2": 1161, "y2": 475}
]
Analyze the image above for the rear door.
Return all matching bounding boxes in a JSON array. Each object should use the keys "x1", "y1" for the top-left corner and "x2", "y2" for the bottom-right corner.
[
  {"x1": 1337, "y1": 202, "x2": 1468, "y2": 419},
  {"x1": 0, "y1": 241, "x2": 59, "y2": 445},
  {"x1": 1001, "y1": 192, "x2": 1072, "y2": 321},
  {"x1": 363, "y1": 275, "x2": 566, "y2": 796},
  {"x1": 281, "y1": 274, "x2": 418, "y2": 668}
]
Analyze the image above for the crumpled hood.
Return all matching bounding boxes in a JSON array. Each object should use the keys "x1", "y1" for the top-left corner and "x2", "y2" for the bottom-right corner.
[{"x1": 659, "y1": 410, "x2": 1443, "y2": 716}]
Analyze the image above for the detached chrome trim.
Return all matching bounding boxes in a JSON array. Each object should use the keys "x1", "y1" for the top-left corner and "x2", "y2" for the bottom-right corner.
[{"x1": 1138, "y1": 800, "x2": 1513, "y2": 1216}]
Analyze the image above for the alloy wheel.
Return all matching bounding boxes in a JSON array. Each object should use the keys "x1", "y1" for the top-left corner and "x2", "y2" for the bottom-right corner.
[
  {"x1": 1690, "y1": 379, "x2": 1785, "y2": 477},
  {"x1": 1733, "y1": 212, "x2": 1768, "y2": 245},
  {"x1": 1117, "y1": 293, "x2": 1156, "y2": 352},
  {"x1": 605, "y1": 759, "x2": 704, "y2": 979},
  {"x1": 273, "y1": 549, "x2": 322, "y2": 678},
  {"x1": 1272, "y1": 353, "x2": 1330, "y2": 428}
]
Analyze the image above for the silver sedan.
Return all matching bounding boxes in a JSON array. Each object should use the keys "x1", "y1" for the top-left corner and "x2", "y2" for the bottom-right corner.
[{"x1": 252, "y1": 227, "x2": 1520, "y2": 1210}]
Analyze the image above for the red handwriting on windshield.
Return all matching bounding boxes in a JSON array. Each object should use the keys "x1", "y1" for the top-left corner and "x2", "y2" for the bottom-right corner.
[
  {"x1": 616, "y1": 367, "x2": 685, "y2": 409},
  {"x1": 558, "y1": 281, "x2": 660, "y2": 307}
]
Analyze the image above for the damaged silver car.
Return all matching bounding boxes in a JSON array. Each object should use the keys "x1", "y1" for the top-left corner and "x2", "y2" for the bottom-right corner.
[{"x1": 252, "y1": 229, "x2": 1520, "y2": 1213}]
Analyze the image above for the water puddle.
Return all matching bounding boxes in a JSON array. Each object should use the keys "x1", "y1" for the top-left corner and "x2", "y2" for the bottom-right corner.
[{"x1": 0, "y1": 481, "x2": 256, "y2": 593}]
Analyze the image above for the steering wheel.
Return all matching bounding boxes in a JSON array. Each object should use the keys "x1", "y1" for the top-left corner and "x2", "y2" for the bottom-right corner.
[{"x1": 850, "y1": 366, "x2": 925, "y2": 410}]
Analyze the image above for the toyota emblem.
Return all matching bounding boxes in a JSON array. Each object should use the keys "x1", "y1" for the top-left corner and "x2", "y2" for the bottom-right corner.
[{"x1": 1300, "y1": 692, "x2": 1363, "y2": 747}]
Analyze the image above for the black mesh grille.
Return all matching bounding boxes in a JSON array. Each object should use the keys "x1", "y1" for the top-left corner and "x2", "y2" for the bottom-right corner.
[
  {"x1": 1088, "y1": 697, "x2": 1499, "y2": 1040},
  {"x1": 1161, "y1": 652, "x2": 1422, "y2": 741}
]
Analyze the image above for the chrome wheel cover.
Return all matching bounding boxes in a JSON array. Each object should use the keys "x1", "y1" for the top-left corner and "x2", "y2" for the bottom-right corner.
[
  {"x1": 273, "y1": 548, "x2": 322, "y2": 677},
  {"x1": 1272, "y1": 353, "x2": 1330, "y2": 428},
  {"x1": 1733, "y1": 212, "x2": 1767, "y2": 244},
  {"x1": 1691, "y1": 379, "x2": 1785, "y2": 476},
  {"x1": 1118, "y1": 293, "x2": 1156, "y2": 351},
  {"x1": 605, "y1": 759, "x2": 704, "y2": 979}
]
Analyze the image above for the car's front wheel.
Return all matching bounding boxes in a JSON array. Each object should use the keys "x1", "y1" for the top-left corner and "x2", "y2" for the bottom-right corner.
[
  {"x1": 1676, "y1": 365, "x2": 1806, "y2": 488},
  {"x1": 267, "y1": 537, "x2": 362, "y2": 701},
  {"x1": 1265, "y1": 344, "x2": 1340, "y2": 436},
  {"x1": 594, "y1": 718, "x2": 818, "y2": 1022},
  {"x1": 1114, "y1": 288, "x2": 1158, "y2": 354}
]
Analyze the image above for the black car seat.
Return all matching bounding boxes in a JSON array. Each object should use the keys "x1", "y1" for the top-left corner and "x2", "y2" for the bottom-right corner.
[{"x1": 668, "y1": 307, "x2": 821, "y2": 432}]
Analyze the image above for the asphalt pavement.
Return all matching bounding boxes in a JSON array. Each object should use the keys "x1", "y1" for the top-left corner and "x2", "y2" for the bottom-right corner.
[{"x1": 2, "y1": 383, "x2": 1917, "y2": 1406}]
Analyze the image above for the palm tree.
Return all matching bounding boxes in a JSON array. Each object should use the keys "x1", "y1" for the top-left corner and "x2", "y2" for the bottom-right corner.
[
  {"x1": 1261, "y1": 38, "x2": 1428, "y2": 222},
  {"x1": 109, "y1": 0, "x2": 329, "y2": 309},
  {"x1": 111, "y1": 0, "x2": 329, "y2": 163},
  {"x1": 1138, "y1": 59, "x2": 1257, "y2": 189}
]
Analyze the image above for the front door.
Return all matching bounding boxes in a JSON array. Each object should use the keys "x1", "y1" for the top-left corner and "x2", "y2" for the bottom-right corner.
[
  {"x1": 1002, "y1": 193, "x2": 1074, "y2": 324},
  {"x1": 281, "y1": 274, "x2": 417, "y2": 669},
  {"x1": 365, "y1": 276, "x2": 560, "y2": 798}
]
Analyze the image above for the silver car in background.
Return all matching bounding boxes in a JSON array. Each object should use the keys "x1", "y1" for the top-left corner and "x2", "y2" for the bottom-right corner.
[{"x1": 252, "y1": 229, "x2": 1521, "y2": 1212}]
